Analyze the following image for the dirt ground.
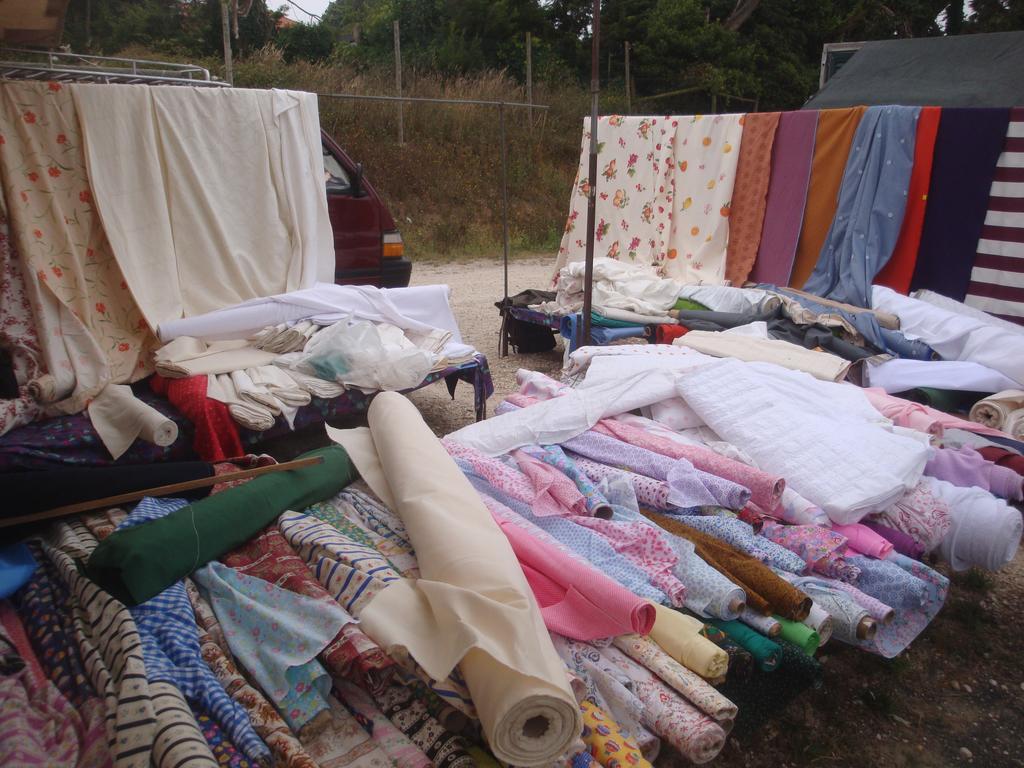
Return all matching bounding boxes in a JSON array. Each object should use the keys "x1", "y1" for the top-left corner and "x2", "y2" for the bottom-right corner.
[{"x1": 409, "y1": 255, "x2": 1024, "y2": 768}]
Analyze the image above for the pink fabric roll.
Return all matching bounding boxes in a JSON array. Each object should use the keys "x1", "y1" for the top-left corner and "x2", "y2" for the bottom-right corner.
[
  {"x1": 864, "y1": 388, "x2": 1011, "y2": 439},
  {"x1": 832, "y1": 523, "x2": 894, "y2": 560},
  {"x1": 592, "y1": 418, "x2": 785, "y2": 513},
  {"x1": 512, "y1": 449, "x2": 589, "y2": 516},
  {"x1": 493, "y1": 511, "x2": 656, "y2": 641}
]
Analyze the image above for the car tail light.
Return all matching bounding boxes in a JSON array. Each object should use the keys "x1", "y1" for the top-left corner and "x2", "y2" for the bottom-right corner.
[{"x1": 382, "y1": 230, "x2": 404, "y2": 258}]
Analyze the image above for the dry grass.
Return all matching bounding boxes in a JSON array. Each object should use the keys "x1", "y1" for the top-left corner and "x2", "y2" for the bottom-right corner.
[{"x1": 226, "y1": 47, "x2": 604, "y2": 260}]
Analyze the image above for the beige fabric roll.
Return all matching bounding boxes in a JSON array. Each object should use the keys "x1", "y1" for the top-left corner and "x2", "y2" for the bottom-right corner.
[
  {"x1": 87, "y1": 383, "x2": 179, "y2": 460},
  {"x1": 154, "y1": 336, "x2": 277, "y2": 378},
  {"x1": 674, "y1": 330, "x2": 852, "y2": 382},
  {"x1": 969, "y1": 390, "x2": 1024, "y2": 431},
  {"x1": 328, "y1": 393, "x2": 581, "y2": 766},
  {"x1": 1006, "y1": 409, "x2": 1024, "y2": 440},
  {"x1": 803, "y1": 601, "x2": 833, "y2": 647},
  {"x1": 648, "y1": 603, "x2": 729, "y2": 681}
]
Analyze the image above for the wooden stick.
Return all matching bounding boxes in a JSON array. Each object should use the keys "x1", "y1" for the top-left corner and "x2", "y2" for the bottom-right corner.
[{"x1": 0, "y1": 455, "x2": 325, "y2": 530}]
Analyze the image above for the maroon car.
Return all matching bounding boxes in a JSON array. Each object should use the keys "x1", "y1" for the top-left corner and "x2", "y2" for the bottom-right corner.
[{"x1": 322, "y1": 131, "x2": 411, "y2": 288}]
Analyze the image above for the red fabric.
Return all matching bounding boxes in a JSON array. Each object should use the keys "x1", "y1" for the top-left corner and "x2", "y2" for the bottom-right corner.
[
  {"x1": 874, "y1": 107, "x2": 942, "y2": 293},
  {"x1": 978, "y1": 446, "x2": 1024, "y2": 477},
  {"x1": 654, "y1": 325, "x2": 688, "y2": 345},
  {"x1": 493, "y1": 513, "x2": 655, "y2": 641},
  {"x1": 150, "y1": 374, "x2": 243, "y2": 461}
]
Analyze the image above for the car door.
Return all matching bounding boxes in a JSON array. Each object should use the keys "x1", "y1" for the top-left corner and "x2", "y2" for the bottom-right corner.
[{"x1": 322, "y1": 138, "x2": 382, "y2": 285}]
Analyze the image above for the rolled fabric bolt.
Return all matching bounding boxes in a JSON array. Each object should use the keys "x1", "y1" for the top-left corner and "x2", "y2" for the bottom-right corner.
[
  {"x1": 709, "y1": 620, "x2": 781, "y2": 672},
  {"x1": 729, "y1": 598, "x2": 747, "y2": 615},
  {"x1": 774, "y1": 616, "x2": 820, "y2": 656},
  {"x1": 857, "y1": 617, "x2": 877, "y2": 640},
  {"x1": 803, "y1": 602, "x2": 833, "y2": 647},
  {"x1": 738, "y1": 608, "x2": 781, "y2": 638}
]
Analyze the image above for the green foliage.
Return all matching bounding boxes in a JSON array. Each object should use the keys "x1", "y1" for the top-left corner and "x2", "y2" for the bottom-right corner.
[{"x1": 277, "y1": 22, "x2": 335, "y2": 62}]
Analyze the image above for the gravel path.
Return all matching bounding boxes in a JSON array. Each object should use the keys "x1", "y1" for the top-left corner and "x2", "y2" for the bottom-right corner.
[{"x1": 410, "y1": 256, "x2": 1024, "y2": 768}]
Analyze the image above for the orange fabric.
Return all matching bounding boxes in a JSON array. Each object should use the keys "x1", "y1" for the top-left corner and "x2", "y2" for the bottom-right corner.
[
  {"x1": 725, "y1": 112, "x2": 781, "y2": 287},
  {"x1": 873, "y1": 107, "x2": 942, "y2": 294},
  {"x1": 789, "y1": 107, "x2": 866, "y2": 288}
]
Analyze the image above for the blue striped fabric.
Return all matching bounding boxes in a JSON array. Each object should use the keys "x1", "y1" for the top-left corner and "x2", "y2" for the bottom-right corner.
[{"x1": 118, "y1": 498, "x2": 270, "y2": 765}]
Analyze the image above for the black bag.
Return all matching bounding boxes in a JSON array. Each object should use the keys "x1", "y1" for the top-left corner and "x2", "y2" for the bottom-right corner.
[{"x1": 505, "y1": 314, "x2": 556, "y2": 353}]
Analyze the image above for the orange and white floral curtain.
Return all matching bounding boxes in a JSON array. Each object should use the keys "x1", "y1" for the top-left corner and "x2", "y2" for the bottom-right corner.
[
  {"x1": 0, "y1": 81, "x2": 155, "y2": 415},
  {"x1": 554, "y1": 114, "x2": 745, "y2": 284}
]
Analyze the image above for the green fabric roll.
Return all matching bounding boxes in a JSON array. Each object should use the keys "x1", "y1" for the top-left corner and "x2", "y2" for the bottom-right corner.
[
  {"x1": 674, "y1": 297, "x2": 710, "y2": 311},
  {"x1": 710, "y1": 619, "x2": 781, "y2": 672},
  {"x1": 590, "y1": 312, "x2": 646, "y2": 328},
  {"x1": 84, "y1": 446, "x2": 356, "y2": 606},
  {"x1": 774, "y1": 615, "x2": 820, "y2": 656}
]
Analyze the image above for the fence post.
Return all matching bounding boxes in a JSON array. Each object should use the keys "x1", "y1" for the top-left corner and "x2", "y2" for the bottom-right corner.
[
  {"x1": 499, "y1": 102, "x2": 510, "y2": 306},
  {"x1": 525, "y1": 32, "x2": 533, "y2": 130},
  {"x1": 394, "y1": 20, "x2": 404, "y2": 145},
  {"x1": 220, "y1": 0, "x2": 233, "y2": 85},
  {"x1": 624, "y1": 41, "x2": 631, "y2": 113}
]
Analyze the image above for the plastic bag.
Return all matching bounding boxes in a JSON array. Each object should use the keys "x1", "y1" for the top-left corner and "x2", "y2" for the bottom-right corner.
[{"x1": 289, "y1": 320, "x2": 435, "y2": 392}]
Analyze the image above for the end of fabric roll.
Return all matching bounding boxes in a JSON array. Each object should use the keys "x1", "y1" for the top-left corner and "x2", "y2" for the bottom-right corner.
[{"x1": 487, "y1": 694, "x2": 583, "y2": 767}]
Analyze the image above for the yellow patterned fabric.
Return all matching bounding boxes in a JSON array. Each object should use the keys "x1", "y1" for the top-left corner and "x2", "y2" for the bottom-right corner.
[{"x1": 580, "y1": 700, "x2": 651, "y2": 768}]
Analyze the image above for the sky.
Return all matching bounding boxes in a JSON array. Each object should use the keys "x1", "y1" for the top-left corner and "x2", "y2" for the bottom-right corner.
[{"x1": 277, "y1": 0, "x2": 332, "y2": 22}]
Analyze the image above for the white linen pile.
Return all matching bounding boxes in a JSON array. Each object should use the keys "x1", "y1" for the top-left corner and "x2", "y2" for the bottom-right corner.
[
  {"x1": 674, "y1": 359, "x2": 929, "y2": 524},
  {"x1": 153, "y1": 338, "x2": 278, "y2": 378},
  {"x1": 537, "y1": 257, "x2": 682, "y2": 318},
  {"x1": 912, "y1": 289, "x2": 1024, "y2": 336},
  {"x1": 969, "y1": 390, "x2": 1024, "y2": 439},
  {"x1": 864, "y1": 359, "x2": 1022, "y2": 395},
  {"x1": 673, "y1": 330, "x2": 852, "y2": 382},
  {"x1": 871, "y1": 285, "x2": 1024, "y2": 386},
  {"x1": 251, "y1": 321, "x2": 319, "y2": 353},
  {"x1": 677, "y1": 285, "x2": 781, "y2": 314},
  {"x1": 207, "y1": 366, "x2": 312, "y2": 430}
]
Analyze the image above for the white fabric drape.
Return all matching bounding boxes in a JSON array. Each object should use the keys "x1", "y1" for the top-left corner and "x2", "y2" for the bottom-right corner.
[{"x1": 71, "y1": 85, "x2": 334, "y2": 326}]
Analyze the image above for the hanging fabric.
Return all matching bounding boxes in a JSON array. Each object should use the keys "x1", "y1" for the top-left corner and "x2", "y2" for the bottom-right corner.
[
  {"x1": 750, "y1": 110, "x2": 818, "y2": 286},
  {"x1": 874, "y1": 107, "x2": 942, "y2": 293},
  {"x1": 964, "y1": 108, "x2": 1024, "y2": 324},
  {"x1": 724, "y1": 112, "x2": 780, "y2": 286},
  {"x1": 790, "y1": 107, "x2": 866, "y2": 288},
  {"x1": 803, "y1": 106, "x2": 920, "y2": 307},
  {"x1": 910, "y1": 107, "x2": 1011, "y2": 299}
]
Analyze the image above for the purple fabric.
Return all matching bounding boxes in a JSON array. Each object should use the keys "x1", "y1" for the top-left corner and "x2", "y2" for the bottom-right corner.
[
  {"x1": 910, "y1": 108, "x2": 1011, "y2": 300},
  {"x1": 559, "y1": 430, "x2": 751, "y2": 510},
  {"x1": 925, "y1": 445, "x2": 1023, "y2": 501},
  {"x1": 858, "y1": 521, "x2": 925, "y2": 560},
  {"x1": 750, "y1": 110, "x2": 819, "y2": 285}
]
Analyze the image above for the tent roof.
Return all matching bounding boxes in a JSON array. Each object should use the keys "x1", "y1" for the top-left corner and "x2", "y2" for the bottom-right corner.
[
  {"x1": 0, "y1": 0, "x2": 71, "y2": 48},
  {"x1": 805, "y1": 31, "x2": 1024, "y2": 109}
]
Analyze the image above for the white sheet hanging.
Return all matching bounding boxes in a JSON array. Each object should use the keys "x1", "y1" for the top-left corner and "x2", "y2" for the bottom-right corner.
[{"x1": 72, "y1": 85, "x2": 334, "y2": 326}]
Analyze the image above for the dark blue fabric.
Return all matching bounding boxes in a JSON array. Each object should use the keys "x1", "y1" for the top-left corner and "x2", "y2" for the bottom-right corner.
[
  {"x1": 0, "y1": 543, "x2": 36, "y2": 598},
  {"x1": 559, "y1": 314, "x2": 646, "y2": 352},
  {"x1": 910, "y1": 108, "x2": 1010, "y2": 300}
]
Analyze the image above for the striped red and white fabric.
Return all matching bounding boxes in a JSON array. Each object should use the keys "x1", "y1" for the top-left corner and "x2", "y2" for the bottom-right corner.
[{"x1": 965, "y1": 108, "x2": 1024, "y2": 325}]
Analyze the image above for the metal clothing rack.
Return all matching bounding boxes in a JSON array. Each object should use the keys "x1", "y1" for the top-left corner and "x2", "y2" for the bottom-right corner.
[{"x1": 0, "y1": 48, "x2": 226, "y2": 87}]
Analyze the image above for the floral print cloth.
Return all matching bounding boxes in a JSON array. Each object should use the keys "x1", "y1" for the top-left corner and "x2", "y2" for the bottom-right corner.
[
  {"x1": 599, "y1": 645, "x2": 728, "y2": 764},
  {"x1": 0, "y1": 81, "x2": 155, "y2": 412},
  {"x1": 307, "y1": 498, "x2": 418, "y2": 578},
  {"x1": 221, "y1": 523, "x2": 397, "y2": 696},
  {"x1": 334, "y1": 679, "x2": 432, "y2": 768},
  {"x1": 194, "y1": 709, "x2": 253, "y2": 768},
  {"x1": 522, "y1": 443, "x2": 613, "y2": 516},
  {"x1": 554, "y1": 114, "x2": 745, "y2": 284},
  {"x1": 0, "y1": 200, "x2": 44, "y2": 436},
  {"x1": 611, "y1": 634, "x2": 736, "y2": 723},
  {"x1": 183, "y1": 580, "x2": 321, "y2": 768},
  {"x1": 301, "y1": 695, "x2": 396, "y2": 768},
  {"x1": 848, "y1": 553, "x2": 948, "y2": 659},
  {"x1": 875, "y1": 478, "x2": 952, "y2": 554},
  {"x1": 194, "y1": 560, "x2": 351, "y2": 733},
  {"x1": 512, "y1": 448, "x2": 590, "y2": 516},
  {"x1": 759, "y1": 521, "x2": 860, "y2": 582}
]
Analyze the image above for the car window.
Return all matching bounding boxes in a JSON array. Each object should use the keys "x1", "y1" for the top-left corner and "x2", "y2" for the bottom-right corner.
[{"x1": 323, "y1": 147, "x2": 351, "y2": 191}]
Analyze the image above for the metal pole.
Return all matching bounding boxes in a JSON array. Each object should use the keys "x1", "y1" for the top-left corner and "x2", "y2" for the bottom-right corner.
[
  {"x1": 500, "y1": 102, "x2": 510, "y2": 305},
  {"x1": 581, "y1": 0, "x2": 600, "y2": 348},
  {"x1": 394, "y1": 20, "x2": 404, "y2": 145},
  {"x1": 525, "y1": 32, "x2": 533, "y2": 129},
  {"x1": 624, "y1": 41, "x2": 631, "y2": 113},
  {"x1": 220, "y1": 0, "x2": 233, "y2": 85}
]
